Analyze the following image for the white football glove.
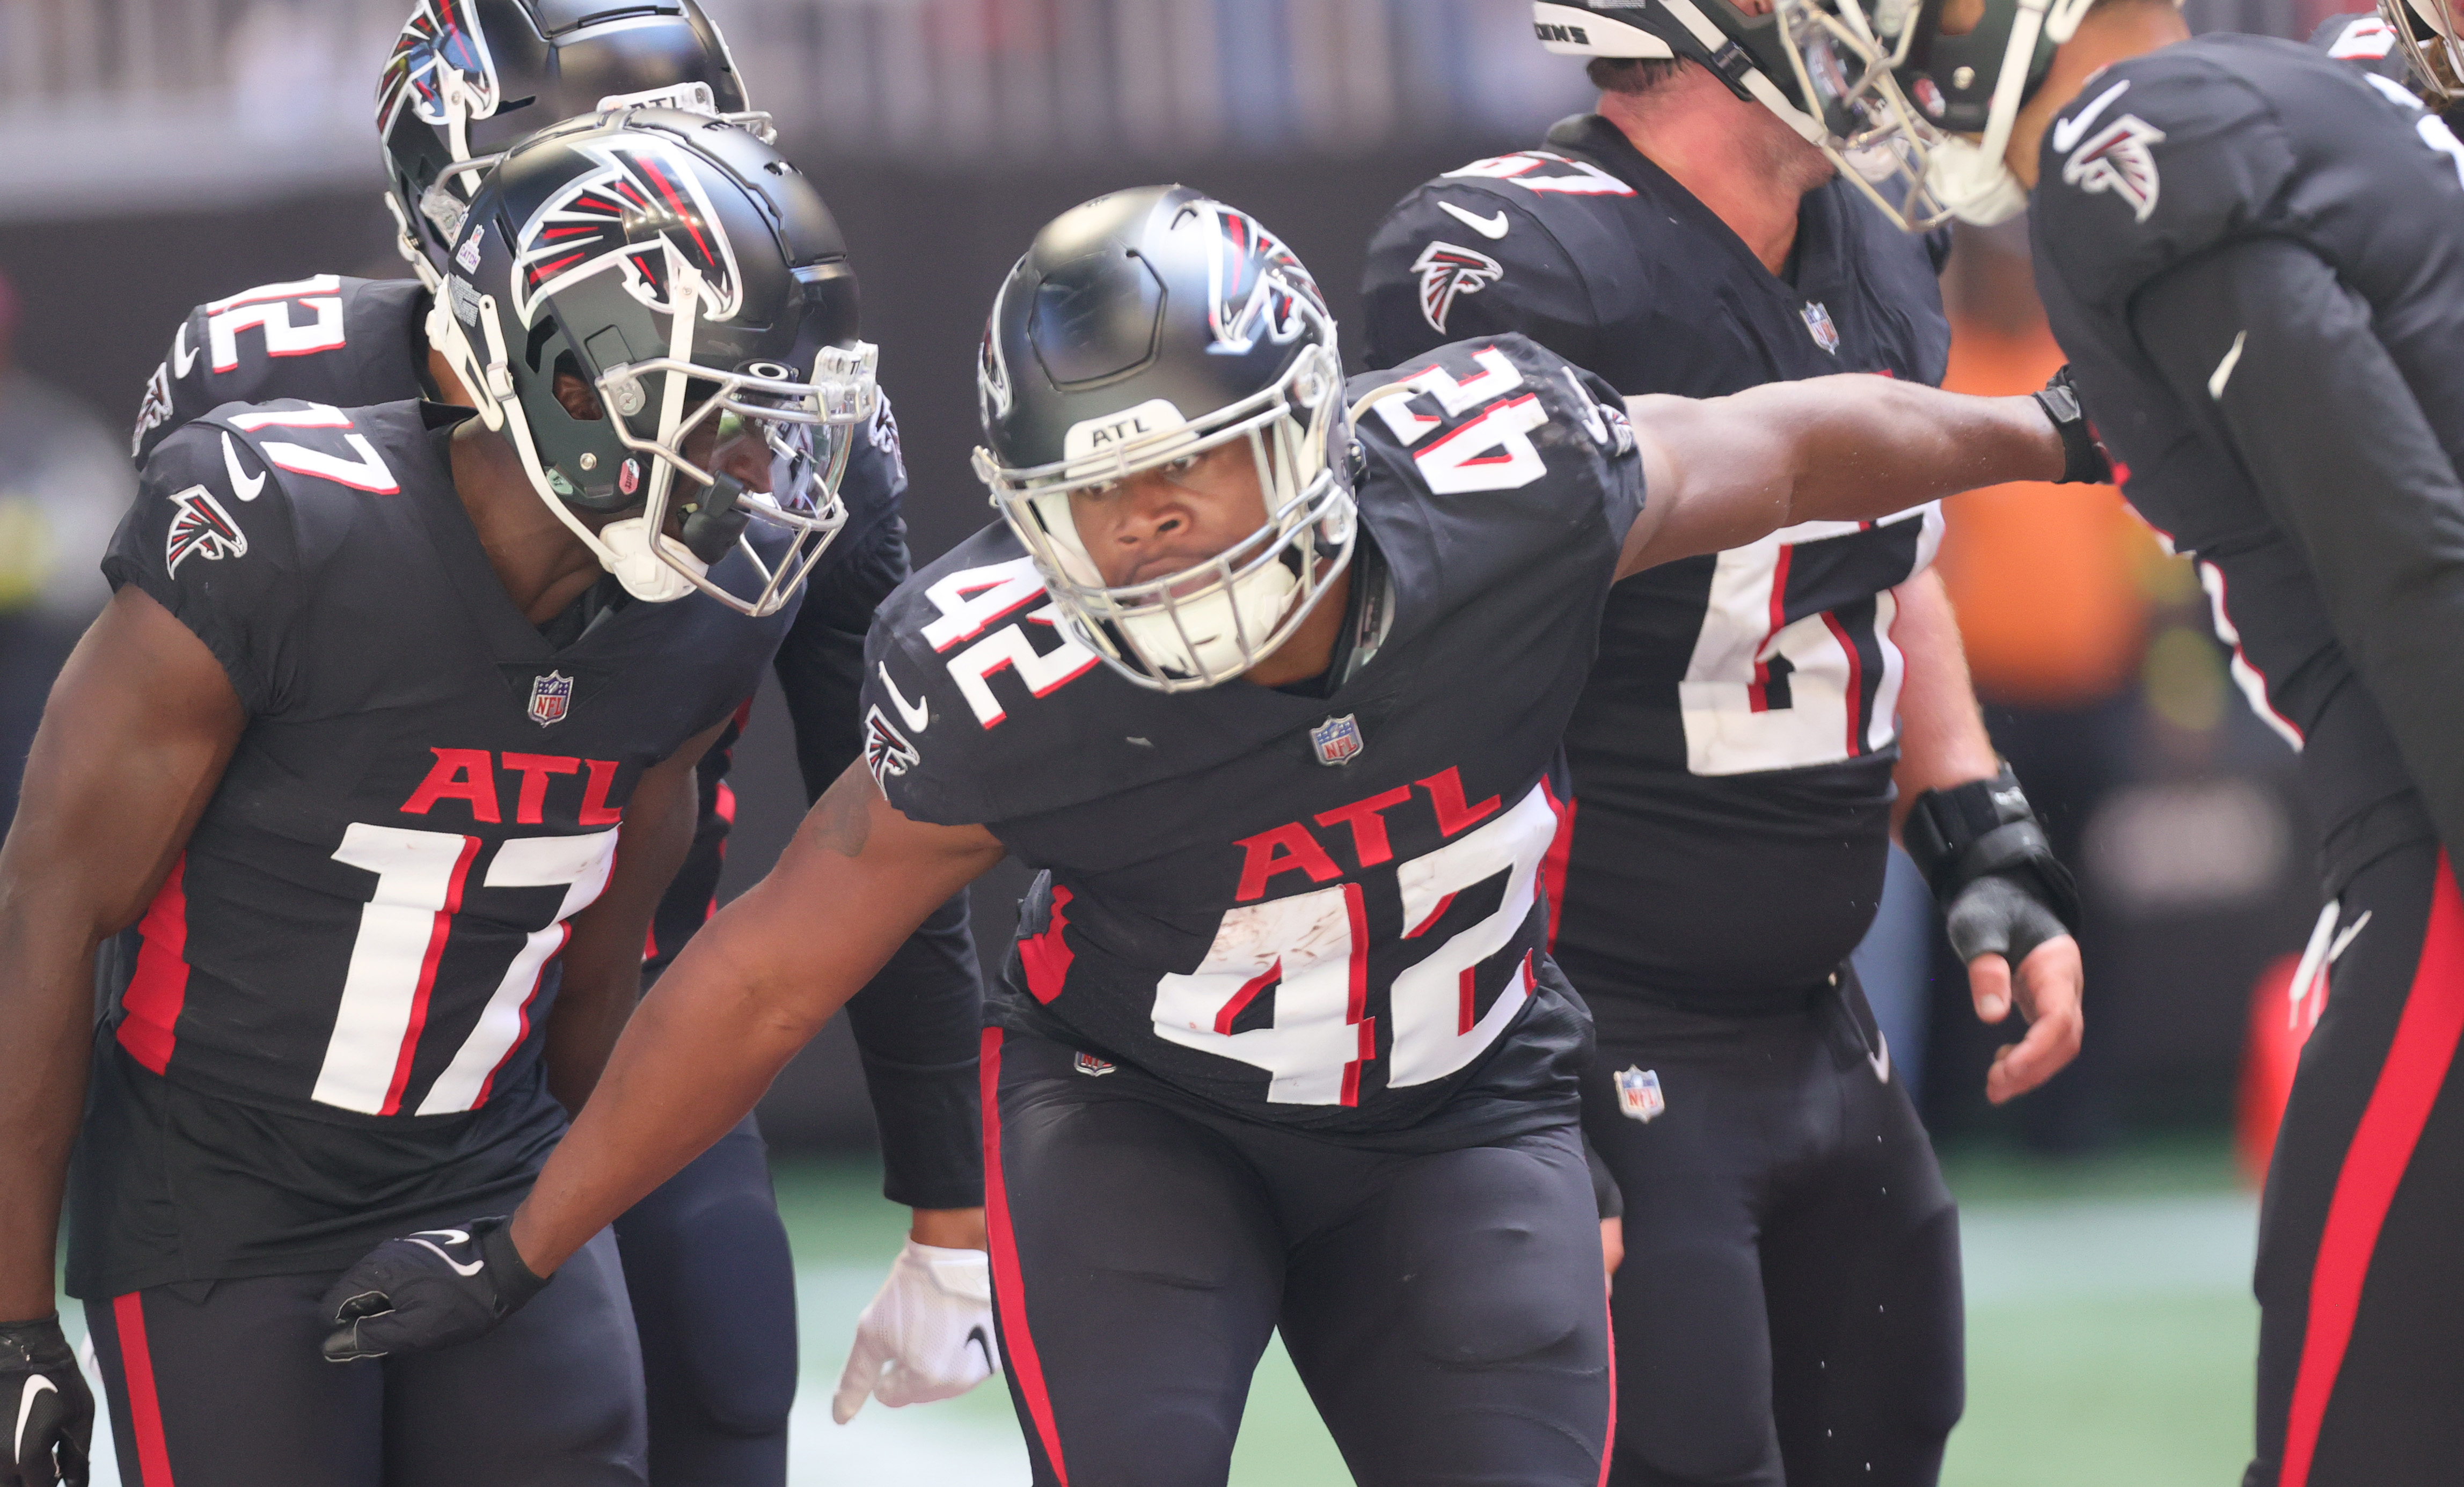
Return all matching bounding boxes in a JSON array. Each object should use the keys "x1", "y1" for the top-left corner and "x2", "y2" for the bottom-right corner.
[
  {"x1": 830, "y1": 1241, "x2": 999, "y2": 1423},
  {"x1": 1924, "y1": 134, "x2": 2030, "y2": 227}
]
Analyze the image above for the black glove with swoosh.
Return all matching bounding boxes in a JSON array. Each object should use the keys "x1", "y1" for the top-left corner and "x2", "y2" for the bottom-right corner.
[
  {"x1": 1, "y1": 1314, "x2": 92, "y2": 1487},
  {"x1": 319, "y1": 1216, "x2": 549, "y2": 1363}
]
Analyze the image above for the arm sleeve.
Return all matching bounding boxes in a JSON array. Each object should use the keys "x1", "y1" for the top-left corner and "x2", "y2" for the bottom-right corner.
[
  {"x1": 1358, "y1": 186, "x2": 1602, "y2": 372},
  {"x1": 103, "y1": 423, "x2": 302, "y2": 713},
  {"x1": 777, "y1": 511, "x2": 986, "y2": 1210},
  {"x1": 2132, "y1": 237, "x2": 2464, "y2": 854}
]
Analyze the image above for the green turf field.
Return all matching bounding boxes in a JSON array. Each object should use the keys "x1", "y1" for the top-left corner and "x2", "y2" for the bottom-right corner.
[
  {"x1": 60, "y1": 1134, "x2": 2260, "y2": 1485},
  {"x1": 780, "y1": 1132, "x2": 2262, "y2": 1486}
]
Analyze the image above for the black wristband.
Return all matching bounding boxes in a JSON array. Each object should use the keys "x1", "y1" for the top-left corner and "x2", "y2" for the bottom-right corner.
[
  {"x1": 2031, "y1": 365, "x2": 2114, "y2": 486},
  {"x1": 1904, "y1": 766, "x2": 2083, "y2": 932},
  {"x1": 474, "y1": 1217, "x2": 550, "y2": 1315}
]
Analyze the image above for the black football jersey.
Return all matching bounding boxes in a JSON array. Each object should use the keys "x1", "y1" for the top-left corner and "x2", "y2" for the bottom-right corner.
[
  {"x1": 2308, "y1": 10, "x2": 2411, "y2": 82},
  {"x1": 2034, "y1": 34, "x2": 2464, "y2": 890},
  {"x1": 861, "y1": 335, "x2": 1646, "y2": 1141},
  {"x1": 102, "y1": 398, "x2": 793, "y2": 1117},
  {"x1": 1360, "y1": 115, "x2": 1951, "y2": 1009},
  {"x1": 126, "y1": 271, "x2": 908, "y2": 551}
]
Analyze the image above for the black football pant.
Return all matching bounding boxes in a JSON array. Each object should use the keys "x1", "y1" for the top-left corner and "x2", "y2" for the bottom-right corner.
[
  {"x1": 613, "y1": 1114, "x2": 797, "y2": 1487},
  {"x1": 982, "y1": 1028, "x2": 1612, "y2": 1487},
  {"x1": 2247, "y1": 841, "x2": 2464, "y2": 1487},
  {"x1": 1581, "y1": 969, "x2": 1963, "y2": 1487},
  {"x1": 84, "y1": 1229, "x2": 643, "y2": 1487}
]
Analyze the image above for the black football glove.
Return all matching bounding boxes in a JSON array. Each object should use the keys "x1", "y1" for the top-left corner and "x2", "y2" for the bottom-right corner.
[
  {"x1": 319, "y1": 1217, "x2": 548, "y2": 1364},
  {"x1": 2031, "y1": 365, "x2": 2115, "y2": 486},
  {"x1": 1904, "y1": 765, "x2": 2082, "y2": 972},
  {"x1": 1, "y1": 1315, "x2": 92, "y2": 1487}
]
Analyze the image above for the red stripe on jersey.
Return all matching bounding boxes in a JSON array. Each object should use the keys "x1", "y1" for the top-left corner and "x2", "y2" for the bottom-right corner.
[
  {"x1": 111, "y1": 1292, "x2": 178, "y2": 1486},
  {"x1": 982, "y1": 1029, "x2": 1070, "y2": 1485},
  {"x1": 1340, "y1": 882, "x2": 1372, "y2": 1107},
  {"x1": 1018, "y1": 886, "x2": 1076, "y2": 1003},
  {"x1": 1820, "y1": 610, "x2": 1865, "y2": 757},
  {"x1": 118, "y1": 855, "x2": 193, "y2": 1074},
  {"x1": 2279, "y1": 853, "x2": 2464, "y2": 1487},
  {"x1": 1540, "y1": 776, "x2": 1575, "y2": 953},
  {"x1": 477, "y1": 922, "x2": 567, "y2": 1109},
  {"x1": 378, "y1": 835, "x2": 481, "y2": 1116},
  {"x1": 1215, "y1": 959, "x2": 1281, "y2": 1035},
  {"x1": 1458, "y1": 965, "x2": 1479, "y2": 1035},
  {"x1": 1748, "y1": 546, "x2": 1794, "y2": 713},
  {"x1": 715, "y1": 780, "x2": 739, "y2": 824}
]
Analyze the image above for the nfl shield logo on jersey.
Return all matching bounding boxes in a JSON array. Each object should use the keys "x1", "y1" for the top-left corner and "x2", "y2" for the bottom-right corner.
[
  {"x1": 1074, "y1": 1052, "x2": 1117, "y2": 1078},
  {"x1": 527, "y1": 671, "x2": 574, "y2": 728},
  {"x1": 1614, "y1": 1066, "x2": 1665, "y2": 1123},
  {"x1": 1801, "y1": 302, "x2": 1840, "y2": 355},
  {"x1": 1310, "y1": 714, "x2": 1364, "y2": 766}
]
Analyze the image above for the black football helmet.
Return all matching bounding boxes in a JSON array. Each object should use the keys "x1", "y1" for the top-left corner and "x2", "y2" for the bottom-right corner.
[
  {"x1": 1533, "y1": 0, "x2": 1950, "y2": 230},
  {"x1": 377, "y1": 0, "x2": 764, "y2": 286},
  {"x1": 1886, "y1": 0, "x2": 2092, "y2": 224},
  {"x1": 431, "y1": 108, "x2": 873, "y2": 615},
  {"x1": 973, "y1": 186, "x2": 1356, "y2": 692}
]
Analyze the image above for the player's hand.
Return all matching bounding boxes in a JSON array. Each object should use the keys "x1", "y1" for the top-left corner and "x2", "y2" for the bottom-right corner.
[
  {"x1": 318, "y1": 1217, "x2": 549, "y2": 1363},
  {"x1": 830, "y1": 1240, "x2": 1000, "y2": 1423},
  {"x1": 1, "y1": 1315, "x2": 92, "y2": 1487},
  {"x1": 1951, "y1": 872, "x2": 2085, "y2": 1104}
]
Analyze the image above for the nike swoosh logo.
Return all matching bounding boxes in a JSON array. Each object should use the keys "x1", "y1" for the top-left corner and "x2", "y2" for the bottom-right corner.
[
  {"x1": 879, "y1": 663, "x2": 930, "y2": 731},
  {"x1": 1868, "y1": 1030, "x2": 1891, "y2": 1086},
  {"x1": 172, "y1": 321, "x2": 198, "y2": 378},
  {"x1": 2207, "y1": 329, "x2": 2246, "y2": 401},
  {"x1": 16, "y1": 1375, "x2": 55, "y2": 1462},
  {"x1": 222, "y1": 433, "x2": 266, "y2": 501},
  {"x1": 2051, "y1": 78, "x2": 2129, "y2": 153},
  {"x1": 965, "y1": 1325, "x2": 996, "y2": 1373},
  {"x1": 407, "y1": 1229, "x2": 486, "y2": 1277},
  {"x1": 1437, "y1": 200, "x2": 1509, "y2": 240}
]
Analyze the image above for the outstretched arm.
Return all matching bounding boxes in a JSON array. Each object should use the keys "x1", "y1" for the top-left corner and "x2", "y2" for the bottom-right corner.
[
  {"x1": 2133, "y1": 237, "x2": 2464, "y2": 864},
  {"x1": 513, "y1": 764, "x2": 1005, "y2": 1277},
  {"x1": 1617, "y1": 378, "x2": 2068, "y2": 578}
]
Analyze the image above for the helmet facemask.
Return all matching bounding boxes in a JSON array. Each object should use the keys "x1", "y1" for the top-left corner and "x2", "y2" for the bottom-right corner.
[
  {"x1": 1771, "y1": 0, "x2": 1957, "y2": 229},
  {"x1": 975, "y1": 339, "x2": 1356, "y2": 693},
  {"x1": 434, "y1": 258, "x2": 869, "y2": 617},
  {"x1": 2386, "y1": 0, "x2": 2464, "y2": 105}
]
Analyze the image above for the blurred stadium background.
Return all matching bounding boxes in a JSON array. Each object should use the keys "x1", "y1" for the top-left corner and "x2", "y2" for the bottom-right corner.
[{"x1": 0, "y1": 0, "x2": 2373, "y2": 1481}]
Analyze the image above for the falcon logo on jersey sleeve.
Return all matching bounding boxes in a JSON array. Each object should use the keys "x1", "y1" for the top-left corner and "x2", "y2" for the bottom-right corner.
[
  {"x1": 165, "y1": 485, "x2": 247, "y2": 575},
  {"x1": 375, "y1": 0, "x2": 496, "y2": 136},
  {"x1": 132, "y1": 361, "x2": 175, "y2": 458},
  {"x1": 864, "y1": 705, "x2": 921, "y2": 788},
  {"x1": 1411, "y1": 241, "x2": 1503, "y2": 334},
  {"x1": 2057, "y1": 82, "x2": 2168, "y2": 222},
  {"x1": 511, "y1": 141, "x2": 743, "y2": 324},
  {"x1": 1201, "y1": 201, "x2": 1327, "y2": 355}
]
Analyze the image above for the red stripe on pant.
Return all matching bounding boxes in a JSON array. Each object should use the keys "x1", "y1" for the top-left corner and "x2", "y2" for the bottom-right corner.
[
  {"x1": 1598, "y1": 1277, "x2": 1618, "y2": 1487},
  {"x1": 110, "y1": 1292, "x2": 178, "y2": 1486},
  {"x1": 981, "y1": 1028, "x2": 1069, "y2": 1485},
  {"x1": 2280, "y1": 851, "x2": 2464, "y2": 1487}
]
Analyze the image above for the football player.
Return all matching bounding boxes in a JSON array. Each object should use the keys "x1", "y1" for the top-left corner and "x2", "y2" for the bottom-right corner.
[
  {"x1": 0, "y1": 113, "x2": 852, "y2": 1487},
  {"x1": 1899, "y1": 0, "x2": 2464, "y2": 1482},
  {"x1": 314, "y1": 185, "x2": 2105, "y2": 1487},
  {"x1": 1359, "y1": 6, "x2": 2085, "y2": 1481},
  {"x1": 124, "y1": 3, "x2": 998, "y2": 1481}
]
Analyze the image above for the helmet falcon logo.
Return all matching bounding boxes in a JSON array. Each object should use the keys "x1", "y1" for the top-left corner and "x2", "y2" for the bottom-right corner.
[
  {"x1": 510, "y1": 142, "x2": 744, "y2": 325},
  {"x1": 1194, "y1": 202, "x2": 1327, "y2": 355},
  {"x1": 2060, "y1": 113, "x2": 2169, "y2": 223},
  {"x1": 164, "y1": 485, "x2": 247, "y2": 575},
  {"x1": 1411, "y1": 241, "x2": 1503, "y2": 334},
  {"x1": 864, "y1": 706, "x2": 922, "y2": 788},
  {"x1": 375, "y1": 0, "x2": 498, "y2": 135}
]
